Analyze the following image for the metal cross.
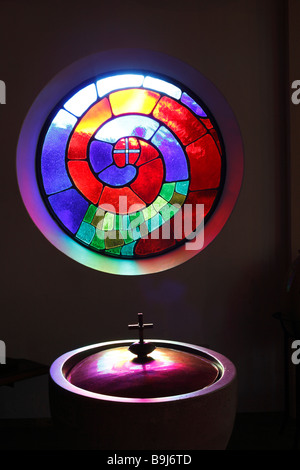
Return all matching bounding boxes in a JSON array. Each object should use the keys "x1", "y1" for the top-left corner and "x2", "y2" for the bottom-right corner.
[
  {"x1": 114, "y1": 137, "x2": 140, "y2": 165},
  {"x1": 128, "y1": 313, "x2": 153, "y2": 344}
]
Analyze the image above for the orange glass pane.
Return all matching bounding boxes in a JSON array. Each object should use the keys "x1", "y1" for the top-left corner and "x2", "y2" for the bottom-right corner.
[
  {"x1": 109, "y1": 89, "x2": 160, "y2": 116},
  {"x1": 68, "y1": 98, "x2": 112, "y2": 159}
]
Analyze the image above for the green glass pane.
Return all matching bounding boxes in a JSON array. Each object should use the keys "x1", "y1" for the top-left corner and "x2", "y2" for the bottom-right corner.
[
  {"x1": 139, "y1": 221, "x2": 149, "y2": 238},
  {"x1": 120, "y1": 229, "x2": 134, "y2": 244},
  {"x1": 105, "y1": 246, "x2": 122, "y2": 255},
  {"x1": 91, "y1": 207, "x2": 105, "y2": 229},
  {"x1": 90, "y1": 229, "x2": 106, "y2": 250},
  {"x1": 142, "y1": 204, "x2": 157, "y2": 221},
  {"x1": 153, "y1": 196, "x2": 168, "y2": 212},
  {"x1": 114, "y1": 214, "x2": 122, "y2": 231},
  {"x1": 102, "y1": 212, "x2": 115, "y2": 231},
  {"x1": 83, "y1": 204, "x2": 98, "y2": 223},
  {"x1": 160, "y1": 202, "x2": 180, "y2": 221},
  {"x1": 129, "y1": 211, "x2": 144, "y2": 229},
  {"x1": 105, "y1": 230, "x2": 124, "y2": 249},
  {"x1": 160, "y1": 182, "x2": 175, "y2": 201},
  {"x1": 122, "y1": 215, "x2": 130, "y2": 230},
  {"x1": 169, "y1": 192, "x2": 186, "y2": 207}
]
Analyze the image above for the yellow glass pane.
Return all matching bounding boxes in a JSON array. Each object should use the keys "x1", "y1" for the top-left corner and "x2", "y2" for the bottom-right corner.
[
  {"x1": 74, "y1": 97, "x2": 112, "y2": 136},
  {"x1": 109, "y1": 89, "x2": 160, "y2": 116}
]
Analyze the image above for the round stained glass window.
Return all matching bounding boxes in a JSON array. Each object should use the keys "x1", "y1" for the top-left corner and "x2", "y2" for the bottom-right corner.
[{"x1": 17, "y1": 51, "x2": 243, "y2": 275}]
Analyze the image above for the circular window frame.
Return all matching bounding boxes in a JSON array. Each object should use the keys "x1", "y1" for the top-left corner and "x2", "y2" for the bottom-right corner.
[{"x1": 16, "y1": 49, "x2": 244, "y2": 275}]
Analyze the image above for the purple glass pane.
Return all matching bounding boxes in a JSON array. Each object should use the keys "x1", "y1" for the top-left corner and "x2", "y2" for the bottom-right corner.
[
  {"x1": 151, "y1": 126, "x2": 188, "y2": 182},
  {"x1": 181, "y1": 92, "x2": 207, "y2": 117},
  {"x1": 48, "y1": 189, "x2": 89, "y2": 234},
  {"x1": 98, "y1": 164, "x2": 137, "y2": 186},
  {"x1": 41, "y1": 111, "x2": 75, "y2": 195},
  {"x1": 89, "y1": 141, "x2": 113, "y2": 173}
]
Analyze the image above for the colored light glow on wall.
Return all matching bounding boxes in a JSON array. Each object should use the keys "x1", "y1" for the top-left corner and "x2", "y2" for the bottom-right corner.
[{"x1": 36, "y1": 72, "x2": 225, "y2": 261}]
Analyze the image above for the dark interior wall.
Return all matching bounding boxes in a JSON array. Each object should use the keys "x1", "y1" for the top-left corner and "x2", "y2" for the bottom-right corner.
[
  {"x1": 289, "y1": 0, "x2": 300, "y2": 261},
  {"x1": 0, "y1": 0, "x2": 289, "y2": 413}
]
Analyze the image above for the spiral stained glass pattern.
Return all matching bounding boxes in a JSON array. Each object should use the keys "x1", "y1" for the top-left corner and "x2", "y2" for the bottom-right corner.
[{"x1": 37, "y1": 73, "x2": 225, "y2": 259}]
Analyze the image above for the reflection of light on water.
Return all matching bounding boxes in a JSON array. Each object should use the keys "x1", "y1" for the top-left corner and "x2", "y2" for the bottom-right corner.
[{"x1": 96, "y1": 348, "x2": 182, "y2": 375}]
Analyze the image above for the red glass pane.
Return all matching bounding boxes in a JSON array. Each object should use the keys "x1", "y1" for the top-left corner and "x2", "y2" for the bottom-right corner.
[
  {"x1": 135, "y1": 225, "x2": 176, "y2": 256},
  {"x1": 136, "y1": 140, "x2": 159, "y2": 166},
  {"x1": 168, "y1": 189, "x2": 217, "y2": 242},
  {"x1": 200, "y1": 117, "x2": 214, "y2": 129},
  {"x1": 114, "y1": 137, "x2": 140, "y2": 150},
  {"x1": 113, "y1": 153, "x2": 126, "y2": 168},
  {"x1": 68, "y1": 98, "x2": 112, "y2": 160},
  {"x1": 187, "y1": 188, "x2": 217, "y2": 213},
  {"x1": 128, "y1": 137, "x2": 140, "y2": 149},
  {"x1": 113, "y1": 137, "x2": 140, "y2": 167},
  {"x1": 185, "y1": 189, "x2": 217, "y2": 234},
  {"x1": 209, "y1": 129, "x2": 222, "y2": 154},
  {"x1": 130, "y1": 158, "x2": 163, "y2": 204},
  {"x1": 114, "y1": 139, "x2": 126, "y2": 150},
  {"x1": 99, "y1": 186, "x2": 146, "y2": 214},
  {"x1": 186, "y1": 134, "x2": 221, "y2": 190},
  {"x1": 153, "y1": 96, "x2": 207, "y2": 145},
  {"x1": 68, "y1": 161, "x2": 103, "y2": 204}
]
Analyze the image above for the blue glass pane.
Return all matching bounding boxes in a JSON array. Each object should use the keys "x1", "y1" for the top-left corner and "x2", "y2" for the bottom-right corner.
[
  {"x1": 64, "y1": 84, "x2": 97, "y2": 117},
  {"x1": 96, "y1": 74, "x2": 144, "y2": 97},
  {"x1": 175, "y1": 180, "x2": 189, "y2": 195},
  {"x1": 48, "y1": 189, "x2": 89, "y2": 234},
  {"x1": 89, "y1": 140, "x2": 113, "y2": 173},
  {"x1": 76, "y1": 221, "x2": 96, "y2": 244},
  {"x1": 41, "y1": 109, "x2": 77, "y2": 195},
  {"x1": 121, "y1": 241, "x2": 136, "y2": 257},
  {"x1": 132, "y1": 226, "x2": 141, "y2": 240},
  {"x1": 181, "y1": 92, "x2": 207, "y2": 117},
  {"x1": 94, "y1": 115, "x2": 159, "y2": 143},
  {"x1": 151, "y1": 126, "x2": 188, "y2": 182},
  {"x1": 98, "y1": 164, "x2": 137, "y2": 187},
  {"x1": 146, "y1": 212, "x2": 163, "y2": 232},
  {"x1": 143, "y1": 76, "x2": 182, "y2": 100}
]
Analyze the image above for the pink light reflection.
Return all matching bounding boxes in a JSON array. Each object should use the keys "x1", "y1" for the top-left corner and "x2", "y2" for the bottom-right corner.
[{"x1": 96, "y1": 347, "x2": 179, "y2": 375}]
